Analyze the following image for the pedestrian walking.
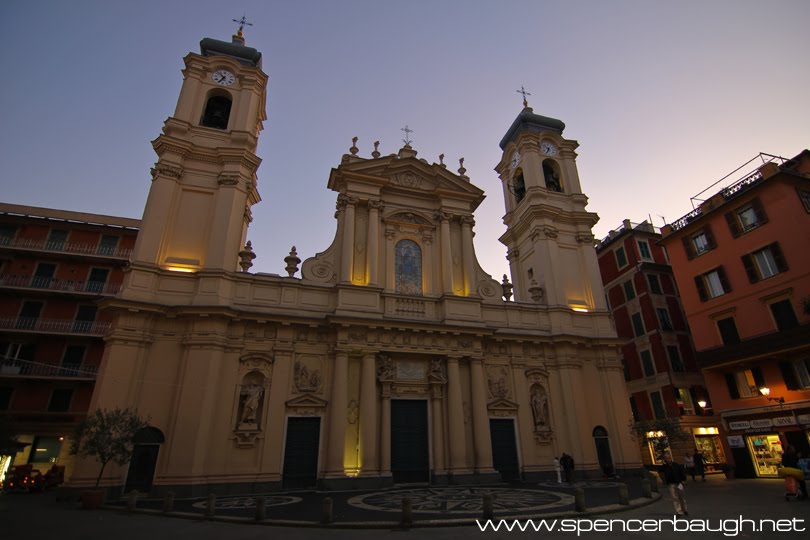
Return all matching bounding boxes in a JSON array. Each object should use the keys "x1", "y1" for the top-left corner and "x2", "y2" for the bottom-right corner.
[
  {"x1": 684, "y1": 453, "x2": 695, "y2": 481},
  {"x1": 659, "y1": 454, "x2": 689, "y2": 516},
  {"x1": 693, "y1": 448, "x2": 706, "y2": 482}
]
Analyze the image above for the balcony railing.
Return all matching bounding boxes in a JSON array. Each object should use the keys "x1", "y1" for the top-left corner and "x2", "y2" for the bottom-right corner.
[
  {"x1": 721, "y1": 170, "x2": 763, "y2": 199},
  {"x1": 0, "y1": 358, "x2": 98, "y2": 379},
  {"x1": 0, "y1": 274, "x2": 121, "y2": 295},
  {"x1": 0, "y1": 237, "x2": 132, "y2": 259},
  {"x1": 0, "y1": 317, "x2": 110, "y2": 336}
]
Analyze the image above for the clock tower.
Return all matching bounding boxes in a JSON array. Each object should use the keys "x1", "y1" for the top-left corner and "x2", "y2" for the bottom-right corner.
[
  {"x1": 129, "y1": 30, "x2": 267, "y2": 278},
  {"x1": 496, "y1": 104, "x2": 607, "y2": 315}
]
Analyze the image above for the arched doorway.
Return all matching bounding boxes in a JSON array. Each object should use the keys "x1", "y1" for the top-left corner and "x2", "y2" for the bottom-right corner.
[
  {"x1": 592, "y1": 426, "x2": 615, "y2": 477},
  {"x1": 124, "y1": 427, "x2": 164, "y2": 493}
]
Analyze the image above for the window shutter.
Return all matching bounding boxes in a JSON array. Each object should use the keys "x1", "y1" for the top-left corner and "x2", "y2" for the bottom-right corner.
[
  {"x1": 779, "y1": 362, "x2": 800, "y2": 391},
  {"x1": 724, "y1": 373, "x2": 740, "y2": 400},
  {"x1": 682, "y1": 236, "x2": 695, "y2": 260},
  {"x1": 717, "y1": 266, "x2": 732, "y2": 293},
  {"x1": 725, "y1": 211, "x2": 742, "y2": 238},
  {"x1": 741, "y1": 254, "x2": 759, "y2": 283},
  {"x1": 770, "y1": 242, "x2": 788, "y2": 272},
  {"x1": 751, "y1": 367, "x2": 766, "y2": 389},
  {"x1": 703, "y1": 225, "x2": 716, "y2": 249},
  {"x1": 751, "y1": 197, "x2": 769, "y2": 225},
  {"x1": 694, "y1": 275, "x2": 708, "y2": 302}
]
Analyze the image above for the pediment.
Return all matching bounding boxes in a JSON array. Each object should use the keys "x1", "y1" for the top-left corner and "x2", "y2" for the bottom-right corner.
[
  {"x1": 286, "y1": 393, "x2": 328, "y2": 408},
  {"x1": 487, "y1": 397, "x2": 519, "y2": 411}
]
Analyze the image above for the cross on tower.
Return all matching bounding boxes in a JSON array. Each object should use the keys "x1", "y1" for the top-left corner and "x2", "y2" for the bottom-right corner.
[
  {"x1": 516, "y1": 86, "x2": 532, "y2": 108},
  {"x1": 401, "y1": 125, "x2": 414, "y2": 146},
  {"x1": 233, "y1": 15, "x2": 253, "y2": 35}
]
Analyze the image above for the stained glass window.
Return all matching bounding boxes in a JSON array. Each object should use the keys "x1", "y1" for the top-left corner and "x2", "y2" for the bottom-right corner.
[{"x1": 395, "y1": 240, "x2": 422, "y2": 295}]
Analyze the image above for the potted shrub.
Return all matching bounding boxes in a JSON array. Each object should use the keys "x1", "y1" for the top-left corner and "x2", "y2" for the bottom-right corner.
[
  {"x1": 70, "y1": 408, "x2": 149, "y2": 509},
  {"x1": 718, "y1": 463, "x2": 735, "y2": 479}
]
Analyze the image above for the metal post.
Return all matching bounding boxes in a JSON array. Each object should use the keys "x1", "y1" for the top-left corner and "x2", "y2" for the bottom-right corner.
[
  {"x1": 205, "y1": 494, "x2": 216, "y2": 518},
  {"x1": 482, "y1": 492, "x2": 494, "y2": 520},
  {"x1": 574, "y1": 488, "x2": 586, "y2": 512},
  {"x1": 401, "y1": 496, "x2": 413, "y2": 527},
  {"x1": 162, "y1": 491, "x2": 175, "y2": 513},
  {"x1": 255, "y1": 497, "x2": 266, "y2": 521},
  {"x1": 127, "y1": 490, "x2": 138, "y2": 511},
  {"x1": 321, "y1": 497, "x2": 334, "y2": 524}
]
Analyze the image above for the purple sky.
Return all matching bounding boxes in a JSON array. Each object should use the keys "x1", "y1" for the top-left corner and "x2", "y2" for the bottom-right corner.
[{"x1": 2, "y1": 1, "x2": 808, "y2": 279}]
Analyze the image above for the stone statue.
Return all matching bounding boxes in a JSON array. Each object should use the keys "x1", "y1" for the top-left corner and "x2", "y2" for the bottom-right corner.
[
  {"x1": 376, "y1": 354, "x2": 394, "y2": 381},
  {"x1": 429, "y1": 358, "x2": 446, "y2": 383},
  {"x1": 530, "y1": 385, "x2": 549, "y2": 427},
  {"x1": 240, "y1": 383, "x2": 264, "y2": 425}
]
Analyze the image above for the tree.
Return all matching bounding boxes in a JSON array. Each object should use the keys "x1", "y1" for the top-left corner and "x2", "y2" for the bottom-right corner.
[
  {"x1": 630, "y1": 417, "x2": 690, "y2": 462},
  {"x1": 70, "y1": 408, "x2": 149, "y2": 488}
]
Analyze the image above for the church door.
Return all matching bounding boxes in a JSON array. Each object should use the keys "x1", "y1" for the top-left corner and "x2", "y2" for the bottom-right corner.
[
  {"x1": 124, "y1": 427, "x2": 165, "y2": 494},
  {"x1": 593, "y1": 426, "x2": 615, "y2": 476},
  {"x1": 282, "y1": 417, "x2": 321, "y2": 489},
  {"x1": 390, "y1": 399, "x2": 429, "y2": 483},
  {"x1": 490, "y1": 419, "x2": 520, "y2": 481}
]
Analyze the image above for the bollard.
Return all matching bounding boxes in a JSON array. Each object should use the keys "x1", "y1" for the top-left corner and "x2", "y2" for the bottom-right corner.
[
  {"x1": 574, "y1": 488, "x2": 586, "y2": 512},
  {"x1": 163, "y1": 491, "x2": 175, "y2": 513},
  {"x1": 641, "y1": 478, "x2": 652, "y2": 498},
  {"x1": 127, "y1": 490, "x2": 139, "y2": 511},
  {"x1": 618, "y1": 484, "x2": 629, "y2": 505},
  {"x1": 400, "y1": 496, "x2": 413, "y2": 527},
  {"x1": 482, "y1": 493, "x2": 494, "y2": 520},
  {"x1": 255, "y1": 497, "x2": 266, "y2": 521},
  {"x1": 205, "y1": 493, "x2": 216, "y2": 519},
  {"x1": 321, "y1": 497, "x2": 334, "y2": 524}
]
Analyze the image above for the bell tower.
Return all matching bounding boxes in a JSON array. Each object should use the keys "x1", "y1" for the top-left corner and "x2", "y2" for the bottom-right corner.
[
  {"x1": 496, "y1": 101, "x2": 607, "y2": 312},
  {"x1": 131, "y1": 29, "x2": 267, "y2": 273}
]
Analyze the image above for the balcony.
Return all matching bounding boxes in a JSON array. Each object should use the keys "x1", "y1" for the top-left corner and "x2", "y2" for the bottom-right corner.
[
  {"x1": 0, "y1": 274, "x2": 121, "y2": 296},
  {"x1": 0, "y1": 317, "x2": 110, "y2": 336},
  {"x1": 697, "y1": 323, "x2": 810, "y2": 368},
  {"x1": 0, "y1": 237, "x2": 132, "y2": 260},
  {"x1": 0, "y1": 358, "x2": 97, "y2": 380}
]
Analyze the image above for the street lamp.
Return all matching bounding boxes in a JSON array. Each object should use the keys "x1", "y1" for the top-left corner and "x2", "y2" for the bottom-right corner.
[
  {"x1": 697, "y1": 400, "x2": 708, "y2": 408},
  {"x1": 759, "y1": 387, "x2": 785, "y2": 405}
]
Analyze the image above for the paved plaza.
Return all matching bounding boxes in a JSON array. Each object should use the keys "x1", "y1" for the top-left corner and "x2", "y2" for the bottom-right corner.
[{"x1": 1, "y1": 475, "x2": 807, "y2": 539}]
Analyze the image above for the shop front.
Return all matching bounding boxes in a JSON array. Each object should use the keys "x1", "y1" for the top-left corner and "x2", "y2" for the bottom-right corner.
[
  {"x1": 724, "y1": 411, "x2": 810, "y2": 478},
  {"x1": 692, "y1": 426, "x2": 724, "y2": 470}
]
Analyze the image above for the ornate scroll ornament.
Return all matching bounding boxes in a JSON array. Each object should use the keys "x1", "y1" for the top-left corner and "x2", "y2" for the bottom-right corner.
[
  {"x1": 150, "y1": 163, "x2": 183, "y2": 179},
  {"x1": 575, "y1": 233, "x2": 595, "y2": 244},
  {"x1": 376, "y1": 353, "x2": 395, "y2": 382},
  {"x1": 487, "y1": 365, "x2": 511, "y2": 399},
  {"x1": 543, "y1": 225, "x2": 559, "y2": 239},
  {"x1": 392, "y1": 172, "x2": 423, "y2": 189},
  {"x1": 368, "y1": 199, "x2": 384, "y2": 212},
  {"x1": 389, "y1": 212, "x2": 432, "y2": 225},
  {"x1": 428, "y1": 358, "x2": 446, "y2": 383},
  {"x1": 217, "y1": 173, "x2": 241, "y2": 186},
  {"x1": 293, "y1": 358, "x2": 323, "y2": 394},
  {"x1": 460, "y1": 215, "x2": 475, "y2": 227}
]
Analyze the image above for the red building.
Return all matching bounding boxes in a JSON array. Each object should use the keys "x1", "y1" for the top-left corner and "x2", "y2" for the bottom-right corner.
[
  {"x1": 660, "y1": 151, "x2": 810, "y2": 478},
  {"x1": 0, "y1": 203, "x2": 138, "y2": 482},
  {"x1": 597, "y1": 219, "x2": 723, "y2": 467}
]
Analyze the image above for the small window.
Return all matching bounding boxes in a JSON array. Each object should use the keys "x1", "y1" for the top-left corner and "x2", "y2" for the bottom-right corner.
[
  {"x1": 692, "y1": 232, "x2": 710, "y2": 255},
  {"x1": 737, "y1": 205, "x2": 759, "y2": 232},
  {"x1": 395, "y1": 240, "x2": 423, "y2": 295},
  {"x1": 201, "y1": 94, "x2": 232, "y2": 130},
  {"x1": 0, "y1": 225, "x2": 16, "y2": 246},
  {"x1": 631, "y1": 312, "x2": 646, "y2": 337},
  {"x1": 542, "y1": 160, "x2": 563, "y2": 192},
  {"x1": 769, "y1": 300, "x2": 798, "y2": 331},
  {"x1": 513, "y1": 169, "x2": 526, "y2": 203},
  {"x1": 682, "y1": 226, "x2": 716, "y2": 259},
  {"x1": 615, "y1": 247, "x2": 628, "y2": 269},
  {"x1": 667, "y1": 345, "x2": 685, "y2": 372},
  {"x1": 48, "y1": 389, "x2": 73, "y2": 412},
  {"x1": 46, "y1": 230, "x2": 68, "y2": 251},
  {"x1": 791, "y1": 358, "x2": 810, "y2": 389},
  {"x1": 732, "y1": 368, "x2": 765, "y2": 398},
  {"x1": 742, "y1": 243, "x2": 787, "y2": 282},
  {"x1": 623, "y1": 280, "x2": 636, "y2": 301},
  {"x1": 97, "y1": 235, "x2": 119, "y2": 256},
  {"x1": 638, "y1": 240, "x2": 653, "y2": 261},
  {"x1": 695, "y1": 267, "x2": 730, "y2": 301},
  {"x1": 725, "y1": 198, "x2": 768, "y2": 237},
  {"x1": 32, "y1": 263, "x2": 57, "y2": 289},
  {"x1": 798, "y1": 188, "x2": 810, "y2": 213},
  {"x1": 657, "y1": 308, "x2": 673, "y2": 331},
  {"x1": 86, "y1": 268, "x2": 109, "y2": 293},
  {"x1": 675, "y1": 388, "x2": 695, "y2": 416},
  {"x1": 61, "y1": 345, "x2": 85, "y2": 375},
  {"x1": 650, "y1": 391, "x2": 666, "y2": 419},
  {"x1": 717, "y1": 317, "x2": 740, "y2": 345},
  {"x1": 640, "y1": 350, "x2": 655, "y2": 377},
  {"x1": 648, "y1": 274, "x2": 662, "y2": 295}
]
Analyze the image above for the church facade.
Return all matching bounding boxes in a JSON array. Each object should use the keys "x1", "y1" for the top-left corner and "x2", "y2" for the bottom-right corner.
[{"x1": 69, "y1": 32, "x2": 642, "y2": 496}]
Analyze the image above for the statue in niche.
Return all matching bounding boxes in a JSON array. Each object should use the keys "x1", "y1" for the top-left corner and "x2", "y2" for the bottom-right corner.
[
  {"x1": 239, "y1": 381, "x2": 264, "y2": 426},
  {"x1": 377, "y1": 354, "x2": 395, "y2": 381},
  {"x1": 530, "y1": 384, "x2": 550, "y2": 428}
]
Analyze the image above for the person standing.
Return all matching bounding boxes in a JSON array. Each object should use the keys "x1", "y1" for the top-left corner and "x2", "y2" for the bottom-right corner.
[
  {"x1": 693, "y1": 448, "x2": 706, "y2": 482},
  {"x1": 684, "y1": 453, "x2": 695, "y2": 481},
  {"x1": 553, "y1": 457, "x2": 562, "y2": 483},
  {"x1": 659, "y1": 455, "x2": 689, "y2": 516},
  {"x1": 782, "y1": 445, "x2": 808, "y2": 499},
  {"x1": 560, "y1": 453, "x2": 575, "y2": 483}
]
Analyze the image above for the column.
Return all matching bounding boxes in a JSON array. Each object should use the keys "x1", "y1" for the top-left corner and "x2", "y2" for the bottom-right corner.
[
  {"x1": 367, "y1": 201, "x2": 381, "y2": 286},
  {"x1": 325, "y1": 351, "x2": 349, "y2": 476},
  {"x1": 380, "y1": 389, "x2": 391, "y2": 476},
  {"x1": 446, "y1": 356, "x2": 467, "y2": 472},
  {"x1": 460, "y1": 216, "x2": 476, "y2": 296},
  {"x1": 440, "y1": 212, "x2": 454, "y2": 294},
  {"x1": 431, "y1": 387, "x2": 446, "y2": 475},
  {"x1": 469, "y1": 357, "x2": 495, "y2": 472},
  {"x1": 340, "y1": 196, "x2": 357, "y2": 283},
  {"x1": 359, "y1": 353, "x2": 378, "y2": 475},
  {"x1": 385, "y1": 228, "x2": 396, "y2": 291}
]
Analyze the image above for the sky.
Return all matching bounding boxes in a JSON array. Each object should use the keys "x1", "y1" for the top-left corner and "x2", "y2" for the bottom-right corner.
[{"x1": 1, "y1": 0, "x2": 808, "y2": 280}]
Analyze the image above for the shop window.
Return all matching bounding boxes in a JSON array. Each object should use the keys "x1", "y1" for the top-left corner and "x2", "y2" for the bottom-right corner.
[
  {"x1": 694, "y1": 432, "x2": 725, "y2": 465},
  {"x1": 631, "y1": 312, "x2": 645, "y2": 337},
  {"x1": 615, "y1": 247, "x2": 628, "y2": 269},
  {"x1": 648, "y1": 274, "x2": 662, "y2": 295},
  {"x1": 48, "y1": 389, "x2": 73, "y2": 412},
  {"x1": 646, "y1": 432, "x2": 670, "y2": 465},
  {"x1": 742, "y1": 243, "x2": 787, "y2": 283},
  {"x1": 682, "y1": 226, "x2": 716, "y2": 259},
  {"x1": 747, "y1": 435, "x2": 783, "y2": 477},
  {"x1": 769, "y1": 299, "x2": 799, "y2": 331},
  {"x1": 640, "y1": 350, "x2": 655, "y2": 377},
  {"x1": 637, "y1": 240, "x2": 653, "y2": 261},
  {"x1": 725, "y1": 198, "x2": 768, "y2": 237},
  {"x1": 657, "y1": 308, "x2": 673, "y2": 331},
  {"x1": 97, "y1": 234, "x2": 119, "y2": 256},
  {"x1": 695, "y1": 267, "x2": 730, "y2": 301},
  {"x1": 667, "y1": 345, "x2": 685, "y2": 372},
  {"x1": 395, "y1": 240, "x2": 423, "y2": 295},
  {"x1": 28, "y1": 436, "x2": 62, "y2": 464},
  {"x1": 650, "y1": 391, "x2": 666, "y2": 420},
  {"x1": 623, "y1": 279, "x2": 636, "y2": 301},
  {"x1": 716, "y1": 317, "x2": 740, "y2": 345},
  {"x1": 674, "y1": 388, "x2": 695, "y2": 416}
]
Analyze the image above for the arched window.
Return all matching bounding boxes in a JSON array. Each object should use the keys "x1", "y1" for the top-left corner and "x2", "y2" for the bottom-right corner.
[
  {"x1": 201, "y1": 94, "x2": 232, "y2": 130},
  {"x1": 513, "y1": 168, "x2": 526, "y2": 203},
  {"x1": 542, "y1": 160, "x2": 563, "y2": 193},
  {"x1": 395, "y1": 240, "x2": 422, "y2": 295}
]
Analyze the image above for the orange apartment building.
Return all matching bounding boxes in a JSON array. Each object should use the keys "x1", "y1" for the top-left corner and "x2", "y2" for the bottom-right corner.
[
  {"x1": 597, "y1": 219, "x2": 723, "y2": 468},
  {"x1": 0, "y1": 203, "x2": 139, "y2": 483},
  {"x1": 660, "y1": 151, "x2": 810, "y2": 478}
]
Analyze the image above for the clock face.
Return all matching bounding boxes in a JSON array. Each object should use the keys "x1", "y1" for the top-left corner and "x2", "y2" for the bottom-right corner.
[
  {"x1": 541, "y1": 141, "x2": 558, "y2": 156},
  {"x1": 212, "y1": 69, "x2": 236, "y2": 86},
  {"x1": 510, "y1": 151, "x2": 521, "y2": 169}
]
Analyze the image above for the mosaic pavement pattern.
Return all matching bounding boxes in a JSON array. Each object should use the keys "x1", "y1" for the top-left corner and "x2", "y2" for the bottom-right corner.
[
  {"x1": 536, "y1": 480, "x2": 623, "y2": 489},
  {"x1": 348, "y1": 487, "x2": 574, "y2": 514},
  {"x1": 190, "y1": 494, "x2": 302, "y2": 510}
]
